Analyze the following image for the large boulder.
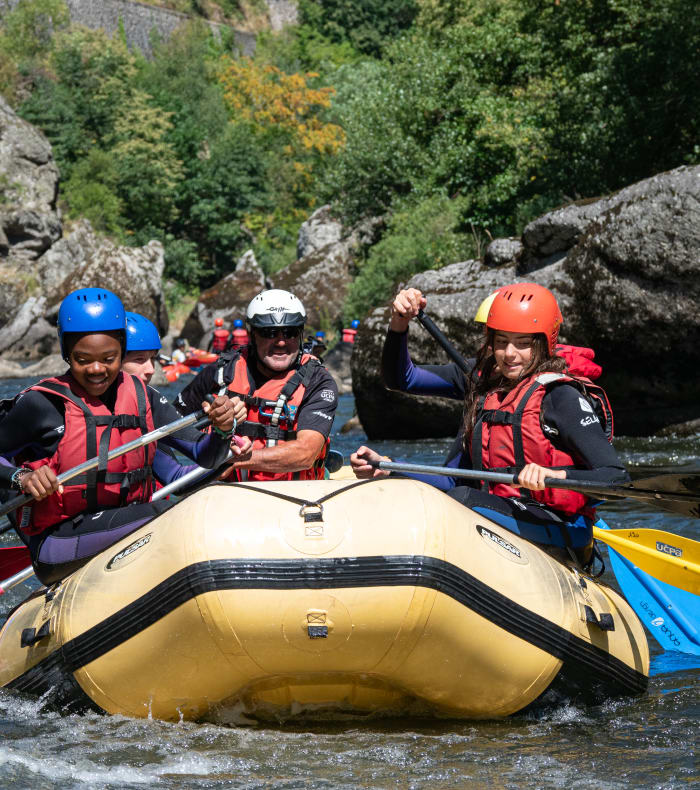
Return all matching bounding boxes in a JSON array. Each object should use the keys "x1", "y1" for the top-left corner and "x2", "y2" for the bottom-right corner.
[
  {"x1": 274, "y1": 206, "x2": 380, "y2": 329},
  {"x1": 353, "y1": 165, "x2": 700, "y2": 438},
  {"x1": 0, "y1": 95, "x2": 61, "y2": 265},
  {"x1": 0, "y1": 221, "x2": 169, "y2": 359},
  {"x1": 181, "y1": 249, "x2": 267, "y2": 346}
]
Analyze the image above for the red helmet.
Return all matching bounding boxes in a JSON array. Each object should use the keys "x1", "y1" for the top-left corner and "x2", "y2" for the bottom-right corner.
[
  {"x1": 214, "y1": 317, "x2": 224, "y2": 327},
  {"x1": 486, "y1": 283, "x2": 562, "y2": 354}
]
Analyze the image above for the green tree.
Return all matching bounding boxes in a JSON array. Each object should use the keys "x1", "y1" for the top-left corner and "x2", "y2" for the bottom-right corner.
[
  {"x1": 344, "y1": 196, "x2": 474, "y2": 320},
  {"x1": 111, "y1": 90, "x2": 184, "y2": 230},
  {"x1": 299, "y1": 0, "x2": 418, "y2": 57}
]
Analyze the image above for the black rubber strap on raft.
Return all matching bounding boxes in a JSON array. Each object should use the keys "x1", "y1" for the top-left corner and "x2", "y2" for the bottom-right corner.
[{"x1": 230, "y1": 478, "x2": 373, "y2": 510}]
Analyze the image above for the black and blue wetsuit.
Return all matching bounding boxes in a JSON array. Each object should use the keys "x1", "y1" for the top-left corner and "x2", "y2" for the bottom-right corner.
[{"x1": 0, "y1": 384, "x2": 230, "y2": 584}]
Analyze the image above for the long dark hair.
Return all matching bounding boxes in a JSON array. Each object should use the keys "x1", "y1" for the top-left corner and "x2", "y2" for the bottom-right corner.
[{"x1": 462, "y1": 329, "x2": 567, "y2": 445}]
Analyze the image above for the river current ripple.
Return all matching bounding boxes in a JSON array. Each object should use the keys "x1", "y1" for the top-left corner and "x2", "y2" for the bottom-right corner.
[{"x1": 0, "y1": 378, "x2": 697, "y2": 789}]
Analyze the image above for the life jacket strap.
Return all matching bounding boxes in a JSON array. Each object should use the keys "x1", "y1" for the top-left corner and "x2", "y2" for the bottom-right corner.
[{"x1": 237, "y1": 421, "x2": 297, "y2": 442}]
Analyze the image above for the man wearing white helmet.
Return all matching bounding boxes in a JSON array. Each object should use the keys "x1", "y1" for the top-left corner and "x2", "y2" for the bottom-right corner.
[{"x1": 174, "y1": 289, "x2": 338, "y2": 480}]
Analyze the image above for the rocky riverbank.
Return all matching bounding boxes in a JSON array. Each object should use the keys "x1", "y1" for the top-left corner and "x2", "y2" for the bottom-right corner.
[
  {"x1": 352, "y1": 166, "x2": 700, "y2": 438},
  {"x1": 2, "y1": 95, "x2": 698, "y2": 435}
]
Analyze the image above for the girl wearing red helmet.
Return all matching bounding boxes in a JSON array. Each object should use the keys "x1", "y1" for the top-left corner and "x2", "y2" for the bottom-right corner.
[{"x1": 352, "y1": 283, "x2": 627, "y2": 566}]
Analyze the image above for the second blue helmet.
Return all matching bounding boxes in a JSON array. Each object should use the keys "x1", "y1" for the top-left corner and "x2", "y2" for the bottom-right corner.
[{"x1": 125, "y1": 312, "x2": 162, "y2": 352}]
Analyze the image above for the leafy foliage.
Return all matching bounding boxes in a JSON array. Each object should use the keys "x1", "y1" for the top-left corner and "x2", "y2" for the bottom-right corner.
[
  {"x1": 299, "y1": 0, "x2": 418, "y2": 57},
  {"x1": 1, "y1": 0, "x2": 697, "y2": 321},
  {"x1": 344, "y1": 196, "x2": 475, "y2": 321}
]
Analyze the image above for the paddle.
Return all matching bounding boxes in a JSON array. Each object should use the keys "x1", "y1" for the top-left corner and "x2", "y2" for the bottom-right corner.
[
  {"x1": 0, "y1": 404, "x2": 214, "y2": 532},
  {"x1": 373, "y1": 459, "x2": 700, "y2": 519},
  {"x1": 597, "y1": 518, "x2": 700, "y2": 655},
  {"x1": 0, "y1": 450, "x2": 226, "y2": 595}
]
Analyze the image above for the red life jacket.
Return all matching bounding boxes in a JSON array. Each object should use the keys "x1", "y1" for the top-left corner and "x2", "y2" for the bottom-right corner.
[
  {"x1": 212, "y1": 328, "x2": 230, "y2": 353},
  {"x1": 230, "y1": 328, "x2": 249, "y2": 349},
  {"x1": 470, "y1": 373, "x2": 613, "y2": 519},
  {"x1": 555, "y1": 344, "x2": 602, "y2": 380},
  {"x1": 341, "y1": 328, "x2": 357, "y2": 344},
  {"x1": 215, "y1": 349, "x2": 329, "y2": 481},
  {"x1": 16, "y1": 373, "x2": 156, "y2": 537}
]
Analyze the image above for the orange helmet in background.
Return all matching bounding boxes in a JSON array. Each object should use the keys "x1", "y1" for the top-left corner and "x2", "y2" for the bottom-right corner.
[
  {"x1": 214, "y1": 317, "x2": 224, "y2": 327},
  {"x1": 486, "y1": 283, "x2": 562, "y2": 354}
]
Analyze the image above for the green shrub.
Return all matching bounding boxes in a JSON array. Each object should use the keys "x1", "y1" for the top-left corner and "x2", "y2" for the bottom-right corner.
[{"x1": 344, "y1": 196, "x2": 474, "y2": 320}]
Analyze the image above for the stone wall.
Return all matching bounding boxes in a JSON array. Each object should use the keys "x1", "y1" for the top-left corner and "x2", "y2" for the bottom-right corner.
[{"x1": 2, "y1": 0, "x2": 256, "y2": 57}]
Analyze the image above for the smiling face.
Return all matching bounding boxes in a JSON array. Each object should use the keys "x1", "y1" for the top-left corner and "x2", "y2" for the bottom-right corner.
[
  {"x1": 253, "y1": 327, "x2": 302, "y2": 375},
  {"x1": 67, "y1": 332, "x2": 123, "y2": 397},
  {"x1": 122, "y1": 349, "x2": 158, "y2": 385},
  {"x1": 491, "y1": 330, "x2": 535, "y2": 380}
]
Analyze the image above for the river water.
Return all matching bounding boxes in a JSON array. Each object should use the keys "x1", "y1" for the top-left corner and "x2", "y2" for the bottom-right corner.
[{"x1": 0, "y1": 376, "x2": 698, "y2": 789}]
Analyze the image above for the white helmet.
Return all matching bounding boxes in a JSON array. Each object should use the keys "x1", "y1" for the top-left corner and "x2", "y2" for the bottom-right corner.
[{"x1": 246, "y1": 289, "x2": 306, "y2": 329}]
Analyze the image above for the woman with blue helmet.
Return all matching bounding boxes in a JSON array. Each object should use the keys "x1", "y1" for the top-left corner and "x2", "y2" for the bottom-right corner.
[
  {"x1": 0, "y1": 288, "x2": 248, "y2": 585},
  {"x1": 122, "y1": 311, "x2": 162, "y2": 385},
  {"x1": 122, "y1": 310, "x2": 231, "y2": 488}
]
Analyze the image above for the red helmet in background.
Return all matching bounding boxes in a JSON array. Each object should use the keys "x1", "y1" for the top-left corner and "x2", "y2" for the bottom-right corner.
[
  {"x1": 486, "y1": 283, "x2": 562, "y2": 354},
  {"x1": 214, "y1": 317, "x2": 224, "y2": 327}
]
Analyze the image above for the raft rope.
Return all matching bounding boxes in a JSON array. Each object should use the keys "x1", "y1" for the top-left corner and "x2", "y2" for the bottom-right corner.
[{"x1": 224, "y1": 478, "x2": 375, "y2": 522}]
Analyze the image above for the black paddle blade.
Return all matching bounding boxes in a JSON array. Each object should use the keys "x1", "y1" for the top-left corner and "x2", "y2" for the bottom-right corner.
[{"x1": 622, "y1": 472, "x2": 700, "y2": 518}]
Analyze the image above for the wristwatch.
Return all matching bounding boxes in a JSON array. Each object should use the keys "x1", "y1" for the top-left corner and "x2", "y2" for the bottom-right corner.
[{"x1": 10, "y1": 467, "x2": 31, "y2": 491}]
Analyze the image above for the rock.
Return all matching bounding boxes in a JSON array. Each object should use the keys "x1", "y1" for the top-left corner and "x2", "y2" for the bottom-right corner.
[
  {"x1": 0, "y1": 95, "x2": 61, "y2": 264},
  {"x1": 273, "y1": 238, "x2": 354, "y2": 330},
  {"x1": 181, "y1": 249, "x2": 266, "y2": 346},
  {"x1": 21, "y1": 354, "x2": 67, "y2": 377},
  {"x1": 352, "y1": 165, "x2": 700, "y2": 438},
  {"x1": 656, "y1": 417, "x2": 700, "y2": 438},
  {"x1": 274, "y1": 212, "x2": 380, "y2": 330},
  {"x1": 0, "y1": 221, "x2": 169, "y2": 359},
  {"x1": 296, "y1": 205, "x2": 343, "y2": 259},
  {"x1": 35, "y1": 219, "x2": 99, "y2": 295},
  {"x1": 484, "y1": 237, "x2": 523, "y2": 267},
  {"x1": 52, "y1": 235, "x2": 168, "y2": 330},
  {"x1": 322, "y1": 341, "x2": 353, "y2": 395},
  {"x1": 340, "y1": 414, "x2": 363, "y2": 434},
  {"x1": 0, "y1": 296, "x2": 48, "y2": 354},
  {"x1": 562, "y1": 166, "x2": 700, "y2": 434},
  {"x1": 182, "y1": 209, "x2": 380, "y2": 346},
  {"x1": 0, "y1": 353, "x2": 66, "y2": 380}
]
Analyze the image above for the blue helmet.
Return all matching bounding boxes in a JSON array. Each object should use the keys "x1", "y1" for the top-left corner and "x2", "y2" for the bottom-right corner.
[
  {"x1": 125, "y1": 311, "x2": 161, "y2": 352},
  {"x1": 350, "y1": 319, "x2": 360, "y2": 329},
  {"x1": 57, "y1": 288, "x2": 126, "y2": 358},
  {"x1": 315, "y1": 330, "x2": 326, "y2": 339},
  {"x1": 233, "y1": 319, "x2": 244, "y2": 329}
]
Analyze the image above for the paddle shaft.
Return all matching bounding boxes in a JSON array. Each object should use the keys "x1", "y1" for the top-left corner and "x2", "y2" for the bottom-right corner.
[
  {"x1": 0, "y1": 406, "x2": 212, "y2": 526},
  {"x1": 416, "y1": 310, "x2": 471, "y2": 374},
  {"x1": 0, "y1": 451, "x2": 229, "y2": 594},
  {"x1": 374, "y1": 460, "x2": 696, "y2": 507}
]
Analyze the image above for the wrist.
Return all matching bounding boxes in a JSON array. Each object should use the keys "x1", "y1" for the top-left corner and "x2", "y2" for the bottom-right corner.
[{"x1": 11, "y1": 467, "x2": 31, "y2": 491}]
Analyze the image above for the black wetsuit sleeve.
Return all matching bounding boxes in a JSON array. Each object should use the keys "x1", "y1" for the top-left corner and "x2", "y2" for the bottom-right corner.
[
  {"x1": 542, "y1": 385, "x2": 630, "y2": 484},
  {"x1": 0, "y1": 391, "x2": 64, "y2": 486},
  {"x1": 382, "y1": 329, "x2": 471, "y2": 400},
  {"x1": 148, "y1": 387, "x2": 229, "y2": 469},
  {"x1": 295, "y1": 367, "x2": 338, "y2": 438},
  {"x1": 173, "y1": 363, "x2": 219, "y2": 416}
]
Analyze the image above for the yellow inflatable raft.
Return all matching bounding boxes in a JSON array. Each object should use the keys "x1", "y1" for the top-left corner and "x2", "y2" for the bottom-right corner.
[{"x1": 0, "y1": 479, "x2": 649, "y2": 720}]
